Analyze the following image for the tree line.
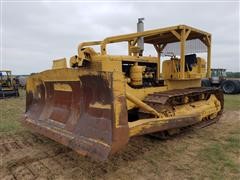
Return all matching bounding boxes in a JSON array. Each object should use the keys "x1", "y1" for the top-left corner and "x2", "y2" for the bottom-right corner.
[{"x1": 226, "y1": 72, "x2": 240, "y2": 78}]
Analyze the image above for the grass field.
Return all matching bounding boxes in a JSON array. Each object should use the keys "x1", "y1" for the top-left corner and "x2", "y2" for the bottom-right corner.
[
  {"x1": 0, "y1": 90, "x2": 240, "y2": 179},
  {"x1": 224, "y1": 94, "x2": 240, "y2": 110},
  {"x1": 0, "y1": 90, "x2": 25, "y2": 133}
]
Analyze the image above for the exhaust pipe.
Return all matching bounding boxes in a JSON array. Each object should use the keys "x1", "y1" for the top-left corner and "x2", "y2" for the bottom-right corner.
[{"x1": 137, "y1": 18, "x2": 144, "y2": 56}]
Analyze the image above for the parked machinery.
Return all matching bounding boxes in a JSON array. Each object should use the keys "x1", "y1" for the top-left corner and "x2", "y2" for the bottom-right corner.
[
  {"x1": 0, "y1": 70, "x2": 19, "y2": 98},
  {"x1": 23, "y1": 20, "x2": 223, "y2": 160},
  {"x1": 15, "y1": 75, "x2": 27, "y2": 89},
  {"x1": 202, "y1": 68, "x2": 240, "y2": 94}
]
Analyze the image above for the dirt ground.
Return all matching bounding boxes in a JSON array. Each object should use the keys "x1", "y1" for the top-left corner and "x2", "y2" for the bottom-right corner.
[{"x1": 0, "y1": 92, "x2": 239, "y2": 180}]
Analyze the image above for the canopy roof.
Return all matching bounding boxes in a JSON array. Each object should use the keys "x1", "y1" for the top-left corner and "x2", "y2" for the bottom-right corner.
[
  {"x1": 98, "y1": 24, "x2": 211, "y2": 56},
  {"x1": 102, "y1": 24, "x2": 211, "y2": 45}
]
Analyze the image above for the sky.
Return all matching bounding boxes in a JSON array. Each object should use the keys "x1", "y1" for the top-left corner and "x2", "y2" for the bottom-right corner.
[{"x1": 1, "y1": 0, "x2": 239, "y2": 74}]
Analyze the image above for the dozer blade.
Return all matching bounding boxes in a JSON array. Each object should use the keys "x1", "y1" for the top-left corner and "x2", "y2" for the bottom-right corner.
[{"x1": 23, "y1": 69, "x2": 129, "y2": 161}]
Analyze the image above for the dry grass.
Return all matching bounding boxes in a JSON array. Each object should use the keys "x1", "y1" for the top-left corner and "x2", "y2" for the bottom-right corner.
[
  {"x1": 0, "y1": 90, "x2": 26, "y2": 133},
  {"x1": 224, "y1": 94, "x2": 240, "y2": 110}
]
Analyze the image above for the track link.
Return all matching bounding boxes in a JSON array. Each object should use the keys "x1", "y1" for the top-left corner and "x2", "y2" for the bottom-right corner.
[
  {"x1": 139, "y1": 87, "x2": 224, "y2": 138},
  {"x1": 140, "y1": 87, "x2": 223, "y2": 116}
]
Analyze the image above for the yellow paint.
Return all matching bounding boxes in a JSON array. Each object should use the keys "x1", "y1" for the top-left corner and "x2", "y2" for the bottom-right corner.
[
  {"x1": 26, "y1": 24, "x2": 221, "y2": 140},
  {"x1": 89, "y1": 102, "x2": 111, "y2": 109},
  {"x1": 129, "y1": 63, "x2": 144, "y2": 86},
  {"x1": 126, "y1": 84, "x2": 168, "y2": 109},
  {"x1": 54, "y1": 83, "x2": 72, "y2": 92},
  {"x1": 126, "y1": 92, "x2": 160, "y2": 117},
  {"x1": 0, "y1": 70, "x2": 14, "y2": 90},
  {"x1": 165, "y1": 79, "x2": 201, "y2": 90},
  {"x1": 52, "y1": 58, "x2": 67, "y2": 69},
  {"x1": 162, "y1": 57, "x2": 207, "y2": 80},
  {"x1": 129, "y1": 94, "x2": 221, "y2": 137}
]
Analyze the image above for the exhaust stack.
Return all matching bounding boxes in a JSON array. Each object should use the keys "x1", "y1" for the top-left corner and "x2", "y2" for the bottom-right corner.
[{"x1": 137, "y1": 18, "x2": 144, "y2": 56}]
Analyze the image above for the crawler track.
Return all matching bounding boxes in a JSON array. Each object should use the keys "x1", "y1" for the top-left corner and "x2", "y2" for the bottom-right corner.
[
  {"x1": 142, "y1": 87, "x2": 223, "y2": 112},
  {"x1": 140, "y1": 87, "x2": 223, "y2": 116},
  {"x1": 139, "y1": 87, "x2": 224, "y2": 138}
]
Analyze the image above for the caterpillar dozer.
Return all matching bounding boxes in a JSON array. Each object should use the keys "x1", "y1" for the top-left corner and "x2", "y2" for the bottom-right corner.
[{"x1": 23, "y1": 19, "x2": 223, "y2": 161}]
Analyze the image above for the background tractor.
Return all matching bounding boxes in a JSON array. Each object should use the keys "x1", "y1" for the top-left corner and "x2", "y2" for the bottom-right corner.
[
  {"x1": 23, "y1": 20, "x2": 223, "y2": 160},
  {"x1": 202, "y1": 68, "x2": 240, "y2": 94},
  {"x1": 0, "y1": 70, "x2": 19, "y2": 98}
]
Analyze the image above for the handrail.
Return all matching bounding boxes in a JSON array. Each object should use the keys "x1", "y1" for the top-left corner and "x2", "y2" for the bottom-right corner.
[{"x1": 77, "y1": 41, "x2": 101, "y2": 56}]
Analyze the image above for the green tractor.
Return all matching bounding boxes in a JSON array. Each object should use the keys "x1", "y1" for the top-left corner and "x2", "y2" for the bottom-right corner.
[{"x1": 202, "y1": 68, "x2": 240, "y2": 94}]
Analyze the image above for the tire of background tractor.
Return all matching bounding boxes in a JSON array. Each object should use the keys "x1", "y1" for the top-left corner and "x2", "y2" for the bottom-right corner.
[
  {"x1": 221, "y1": 80, "x2": 239, "y2": 94},
  {"x1": 201, "y1": 79, "x2": 211, "y2": 87},
  {"x1": 234, "y1": 80, "x2": 240, "y2": 93}
]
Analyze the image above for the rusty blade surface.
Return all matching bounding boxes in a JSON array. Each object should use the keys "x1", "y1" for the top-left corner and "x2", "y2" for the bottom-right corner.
[{"x1": 23, "y1": 70, "x2": 129, "y2": 161}]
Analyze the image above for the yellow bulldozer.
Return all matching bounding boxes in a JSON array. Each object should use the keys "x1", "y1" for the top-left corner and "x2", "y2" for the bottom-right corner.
[
  {"x1": 23, "y1": 19, "x2": 223, "y2": 160},
  {"x1": 0, "y1": 70, "x2": 19, "y2": 98}
]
